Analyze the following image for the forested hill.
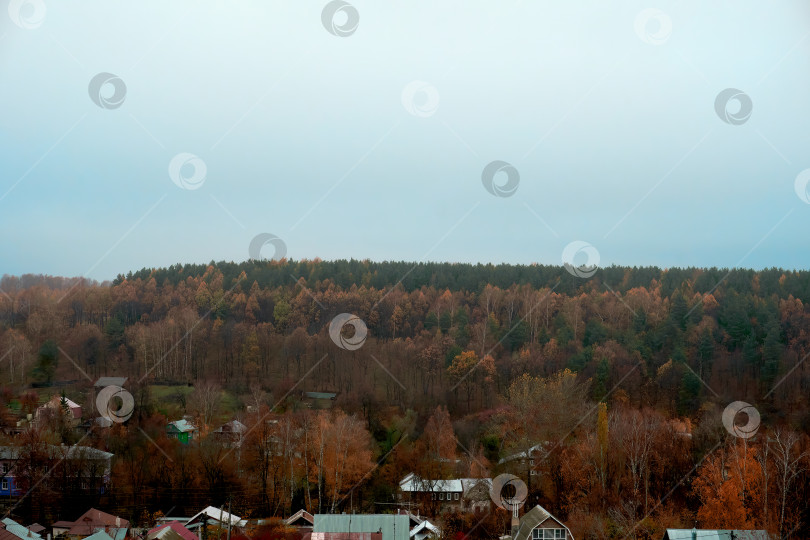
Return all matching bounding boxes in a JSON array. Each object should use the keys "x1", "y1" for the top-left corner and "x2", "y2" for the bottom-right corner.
[
  {"x1": 4, "y1": 259, "x2": 810, "y2": 532},
  {"x1": 2, "y1": 259, "x2": 809, "y2": 420},
  {"x1": 116, "y1": 259, "x2": 810, "y2": 299}
]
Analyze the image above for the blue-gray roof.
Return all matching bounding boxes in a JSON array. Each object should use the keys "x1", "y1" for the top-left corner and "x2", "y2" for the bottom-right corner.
[
  {"x1": 1, "y1": 518, "x2": 42, "y2": 540},
  {"x1": 83, "y1": 531, "x2": 115, "y2": 540},
  {"x1": 664, "y1": 530, "x2": 769, "y2": 540},
  {"x1": 314, "y1": 515, "x2": 409, "y2": 540},
  {"x1": 95, "y1": 528, "x2": 127, "y2": 540}
]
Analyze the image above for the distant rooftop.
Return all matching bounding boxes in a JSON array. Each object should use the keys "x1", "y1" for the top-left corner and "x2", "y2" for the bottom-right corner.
[
  {"x1": 167, "y1": 420, "x2": 197, "y2": 433},
  {"x1": 304, "y1": 392, "x2": 338, "y2": 400},
  {"x1": 664, "y1": 530, "x2": 769, "y2": 540},
  {"x1": 94, "y1": 377, "x2": 128, "y2": 388}
]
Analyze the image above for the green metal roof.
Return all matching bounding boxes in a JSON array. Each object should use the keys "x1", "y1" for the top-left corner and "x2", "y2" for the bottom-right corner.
[
  {"x1": 305, "y1": 392, "x2": 337, "y2": 399},
  {"x1": 314, "y1": 515, "x2": 409, "y2": 540}
]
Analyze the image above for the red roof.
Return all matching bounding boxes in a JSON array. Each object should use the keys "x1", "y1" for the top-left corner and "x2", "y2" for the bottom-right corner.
[
  {"x1": 65, "y1": 508, "x2": 129, "y2": 536},
  {"x1": 147, "y1": 522, "x2": 197, "y2": 540},
  {"x1": 41, "y1": 395, "x2": 82, "y2": 419},
  {"x1": 0, "y1": 525, "x2": 20, "y2": 540}
]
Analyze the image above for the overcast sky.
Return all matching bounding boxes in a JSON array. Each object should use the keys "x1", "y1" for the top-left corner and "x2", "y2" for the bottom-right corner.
[{"x1": 2, "y1": 1, "x2": 810, "y2": 280}]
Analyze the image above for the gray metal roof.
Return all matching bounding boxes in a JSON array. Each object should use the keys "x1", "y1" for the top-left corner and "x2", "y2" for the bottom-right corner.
[
  {"x1": 0, "y1": 445, "x2": 112, "y2": 461},
  {"x1": 314, "y1": 515, "x2": 409, "y2": 540},
  {"x1": 94, "y1": 377, "x2": 128, "y2": 387},
  {"x1": 664, "y1": 530, "x2": 770, "y2": 540}
]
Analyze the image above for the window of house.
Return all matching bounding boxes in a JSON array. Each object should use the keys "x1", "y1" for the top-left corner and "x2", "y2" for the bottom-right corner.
[
  {"x1": 439, "y1": 493, "x2": 444, "y2": 500},
  {"x1": 530, "y1": 459, "x2": 535, "y2": 466},
  {"x1": 454, "y1": 493, "x2": 459, "y2": 500},
  {"x1": 2, "y1": 463, "x2": 8, "y2": 473},
  {"x1": 531, "y1": 528, "x2": 565, "y2": 539},
  {"x1": 1, "y1": 479, "x2": 7, "y2": 491},
  {"x1": 431, "y1": 492, "x2": 436, "y2": 500},
  {"x1": 530, "y1": 470, "x2": 537, "y2": 475}
]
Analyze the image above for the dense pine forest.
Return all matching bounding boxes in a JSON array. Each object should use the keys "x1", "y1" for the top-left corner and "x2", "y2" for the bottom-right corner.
[{"x1": 2, "y1": 260, "x2": 810, "y2": 539}]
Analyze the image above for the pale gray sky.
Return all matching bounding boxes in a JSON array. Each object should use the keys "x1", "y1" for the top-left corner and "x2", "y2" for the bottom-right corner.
[{"x1": 1, "y1": 1, "x2": 809, "y2": 278}]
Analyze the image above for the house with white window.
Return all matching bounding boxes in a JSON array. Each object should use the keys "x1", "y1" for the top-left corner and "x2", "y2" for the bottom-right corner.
[
  {"x1": 510, "y1": 504, "x2": 573, "y2": 540},
  {"x1": 398, "y1": 473, "x2": 492, "y2": 514}
]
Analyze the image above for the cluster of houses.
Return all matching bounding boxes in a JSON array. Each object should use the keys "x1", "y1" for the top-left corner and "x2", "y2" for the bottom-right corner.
[
  {"x1": 3, "y1": 376, "x2": 251, "y2": 449},
  {"x1": 0, "y1": 456, "x2": 775, "y2": 540},
  {"x1": 0, "y1": 377, "x2": 772, "y2": 540},
  {"x1": 0, "y1": 502, "x2": 774, "y2": 540},
  {"x1": 0, "y1": 508, "x2": 129, "y2": 540}
]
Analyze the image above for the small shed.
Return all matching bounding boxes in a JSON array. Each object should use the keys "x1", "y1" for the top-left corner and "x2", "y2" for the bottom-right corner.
[{"x1": 166, "y1": 420, "x2": 198, "y2": 444}]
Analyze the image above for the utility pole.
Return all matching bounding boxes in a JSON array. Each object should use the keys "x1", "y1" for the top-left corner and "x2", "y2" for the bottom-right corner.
[
  {"x1": 217, "y1": 506, "x2": 224, "y2": 540},
  {"x1": 226, "y1": 498, "x2": 232, "y2": 540}
]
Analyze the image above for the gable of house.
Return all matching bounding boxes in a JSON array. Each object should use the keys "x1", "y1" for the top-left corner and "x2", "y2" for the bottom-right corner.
[
  {"x1": 147, "y1": 521, "x2": 197, "y2": 540},
  {"x1": 285, "y1": 510, "x2": 315, "y2": 529},
  {"x1": 187, "y1": 506, "x2": 244, "y2": 528},
  {"x1": 66, "y1": 508, "x2": 130, "y2": 536},
  {"x1": 513, "y1": 505, "x2": 572, "y2": 540}
]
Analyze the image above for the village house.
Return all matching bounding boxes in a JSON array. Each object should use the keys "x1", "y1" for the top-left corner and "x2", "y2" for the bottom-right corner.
[
  {"x1": 34, "y1": 395, "x2": 82, "y2": 429},
  {"x1": 212, "y1": 420, "x2": 247, "y2": 447},
  {"x1": 166, "y1": 419, "x2": 198, "y2": 444},
  {"x1": 0, "y1": 445, "x2": 113, "y2": 497},
  {"x1": 185, "y1": 506, "x2": 246, "y2": 530},
  {"x1": 498, "y1": 443, "x2": 547, "y2": 477},
  {"x1": 146, "y1": 521, "x2": 197, "y2": 540},
  {"x1": 398, "y1": 473, "x2": 492, "y2": 514},
  {"x1": 284, "y1": 510, "x2": 314, "y2": 534},
  {"x1": 51, "y1": 508, "x2": 129, "y2": 540},
  {"x1": 395, "y1": 512, "x2": 439, "y2": 540},
  {"x1": 509, "y1": 504, "x2": 573, "y2": 540},
  {"x1": 301, "y1": 391, "x2": 338, "y2": 409},
  {"x1": 93, "y1": 377, "x2": 127, "y2": 389}
]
